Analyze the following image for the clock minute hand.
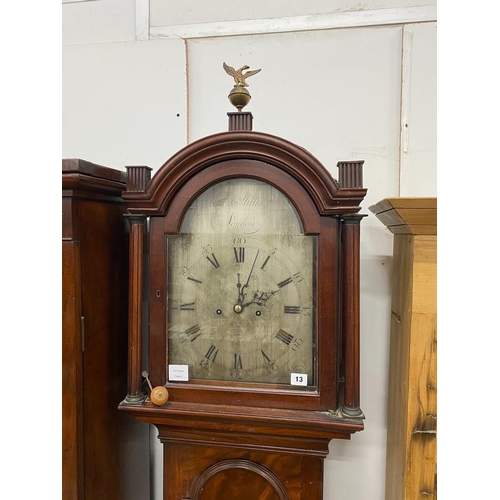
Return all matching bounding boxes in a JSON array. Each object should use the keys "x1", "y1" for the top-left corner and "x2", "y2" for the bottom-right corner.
[{"x1": 239, "y1": 250, "x2": 260, "y2": 301}]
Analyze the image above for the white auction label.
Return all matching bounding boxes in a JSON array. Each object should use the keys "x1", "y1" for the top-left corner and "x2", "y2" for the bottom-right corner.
[
  {"x1": 290, "y1": 373, "x2": 308, "y2": 386},
  {"x1": 168, "y1": 364, "x2": 189, "y2": 381}
]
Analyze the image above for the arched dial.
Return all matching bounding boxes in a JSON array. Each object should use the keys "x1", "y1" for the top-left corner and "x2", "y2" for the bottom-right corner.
[{"x1": 167, "y1": 179, "x2": 316, "y2": 387}]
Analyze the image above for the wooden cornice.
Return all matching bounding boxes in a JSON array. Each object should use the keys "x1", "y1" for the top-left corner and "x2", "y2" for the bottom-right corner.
[
  {"x1": 62, "y1": 158, "x2": 126, "y2": 200},
  {"x1": 123, "y1": 131, "x2": 366, "y2": 216},
  {"x1": 369, "y1": 197, "x2": 437, "y2": 235}
]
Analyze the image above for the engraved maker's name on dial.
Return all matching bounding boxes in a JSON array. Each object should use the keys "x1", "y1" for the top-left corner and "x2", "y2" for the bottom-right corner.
[
  {"x1": 227, "y1": 213, "x2": 262, "y2": 233},
  {"x1": 212, "y1": 194, "x2": 263, "y2": 234},
  {"x1": 214, "y1": 194, "x2": 262, "y2": 207}
]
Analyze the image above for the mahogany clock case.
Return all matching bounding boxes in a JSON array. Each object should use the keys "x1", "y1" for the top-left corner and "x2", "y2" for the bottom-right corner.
[{"x1": 120, "y1": 124, "x2": 367, "y2": 500}]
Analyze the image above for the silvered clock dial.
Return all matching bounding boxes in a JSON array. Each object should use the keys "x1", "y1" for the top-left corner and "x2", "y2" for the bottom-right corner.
[{"x1": 167, "y1": 178, "x2": 316, "y2": 387}]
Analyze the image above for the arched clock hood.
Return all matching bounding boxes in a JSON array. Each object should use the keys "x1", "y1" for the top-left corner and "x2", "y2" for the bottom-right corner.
[{"x1": 122, "y1": 130, "x2": 366, "y2": 217}]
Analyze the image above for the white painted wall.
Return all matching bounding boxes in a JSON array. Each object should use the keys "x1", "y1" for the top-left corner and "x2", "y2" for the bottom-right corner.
[
  {"x1": 62, "y1": 39, "x2": 188, "y2": 169},
  {"x1": 62, "y1": 0, "x2": 137, "y2": 45},
  {"x1": 62, "y1": 2, "x2": 437, "y2": 499}
]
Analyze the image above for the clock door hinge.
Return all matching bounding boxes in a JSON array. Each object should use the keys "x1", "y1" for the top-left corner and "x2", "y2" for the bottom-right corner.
[{"x1": 80, "y1": 316, "x2": 85, "y2": 352}]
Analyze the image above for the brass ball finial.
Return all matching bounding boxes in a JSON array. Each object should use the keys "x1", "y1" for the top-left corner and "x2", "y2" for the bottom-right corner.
[
  {"x1": 223, "y1": 62, "x2": 261, "y2": 111},
  {"x1": 228, "y1": 86, "x2": 251, "y2": 110}
]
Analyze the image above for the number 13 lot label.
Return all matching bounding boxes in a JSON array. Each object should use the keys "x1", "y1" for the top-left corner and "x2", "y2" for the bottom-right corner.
[{"x1": 291, "y1": 373, "x2": 308, "y2": 386}]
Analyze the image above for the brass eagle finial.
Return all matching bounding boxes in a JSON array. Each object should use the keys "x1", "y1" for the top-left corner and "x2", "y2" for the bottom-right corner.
[{"x1": 223, "y1": 62, "x2": 261, "y2": 87}]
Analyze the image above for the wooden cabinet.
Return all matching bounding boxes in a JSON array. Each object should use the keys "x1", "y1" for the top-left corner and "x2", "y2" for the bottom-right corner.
[
  {"x1": 369, "y1": 197, "x2": 437, "y2": 500},
  {"x1": 62, "y1": 159, "x2": 147, "y2": 499}
]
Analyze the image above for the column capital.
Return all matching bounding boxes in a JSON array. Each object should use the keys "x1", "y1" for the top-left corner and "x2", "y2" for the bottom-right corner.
[
  {"x1": 124, "y1": 213, "x2": 148, "y2": 225},
  {"x1": 342, "y1": 214, "x2": 367, "y2": 224}
]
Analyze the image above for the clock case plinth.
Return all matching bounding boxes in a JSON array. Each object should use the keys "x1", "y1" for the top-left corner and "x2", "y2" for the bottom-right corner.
[{"x1": 119, "y1": 117, "x2": 367, "y2": 499}]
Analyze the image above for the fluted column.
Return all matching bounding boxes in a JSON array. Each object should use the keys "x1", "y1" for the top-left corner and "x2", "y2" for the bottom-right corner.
[
  {"x1": 122, "y1": 214, "x2": 147, "y2": 405},
  {"x1": 341, "y1": 214, "x2": 365, "y2": 417}
]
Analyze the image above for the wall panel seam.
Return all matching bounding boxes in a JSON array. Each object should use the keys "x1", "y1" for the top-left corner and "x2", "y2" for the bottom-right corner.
[
  {"x1": 150, "y1": 5, "x2": 437, "y2": 40},
  {"x1": 136, "y1": 0, "x2": 150, "y2": 41},
  {"x1": 399, "y1": 25, "x2": 413, "y2": 196}
]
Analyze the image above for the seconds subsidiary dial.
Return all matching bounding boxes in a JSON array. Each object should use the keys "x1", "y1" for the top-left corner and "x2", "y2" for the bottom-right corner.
[{"x1": 167, "y1": 179, "x2": 317, "y2": 387}]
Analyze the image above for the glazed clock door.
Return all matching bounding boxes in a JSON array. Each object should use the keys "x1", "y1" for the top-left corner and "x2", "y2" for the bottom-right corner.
[
  {"x1": 166, "y1": 178, "x2": 316, "y2": 387},
  {"x1": 144, "y1": 154, "x2": 343, "y2": 412}
]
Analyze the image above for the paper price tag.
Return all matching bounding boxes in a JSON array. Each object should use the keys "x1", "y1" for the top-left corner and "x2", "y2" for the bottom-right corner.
[
  {"x1": 290, "y1": 373, "x2": 308, "y2": 386},
  {"x1": 168, "y1": 364, "x2": 189, "y2": 381}
]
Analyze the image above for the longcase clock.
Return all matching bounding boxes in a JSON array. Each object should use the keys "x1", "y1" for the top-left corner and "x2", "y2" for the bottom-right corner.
[{"x1": 119, "y1": 67, "x2": 367, "y2": 500}]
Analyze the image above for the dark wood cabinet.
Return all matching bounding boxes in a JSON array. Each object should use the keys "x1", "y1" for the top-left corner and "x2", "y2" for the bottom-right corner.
[{"x1": 62, "y1": 159, "x2": 147, "y2": 499}]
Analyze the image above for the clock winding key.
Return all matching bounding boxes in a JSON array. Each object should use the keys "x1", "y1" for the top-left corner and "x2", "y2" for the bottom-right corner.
[
  {"x1": 150, "y1": 386, "x2": 169, "y2": 406},
  {"x1": 142, "y1": 370, "x2": 153, "y2": 392},
  {"x1": 142, "y1": 370, "x2": 169, "y2": 406}
]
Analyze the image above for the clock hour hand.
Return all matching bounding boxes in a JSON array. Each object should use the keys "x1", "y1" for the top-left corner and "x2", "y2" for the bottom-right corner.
[
  {"x1": 240, "y1": 288, "x2": 280, "y2": 309},
  {"x1": 236, "y1": 272, "x2": 244, "y2": 303},
  {"x1": 255, "y1": 289, "x2": 280, "y2": 304}
]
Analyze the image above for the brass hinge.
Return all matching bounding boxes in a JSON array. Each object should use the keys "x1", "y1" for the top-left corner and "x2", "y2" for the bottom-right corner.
[{"x1": 80, "y1": 316, "x2": 85, "y2": 352}]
